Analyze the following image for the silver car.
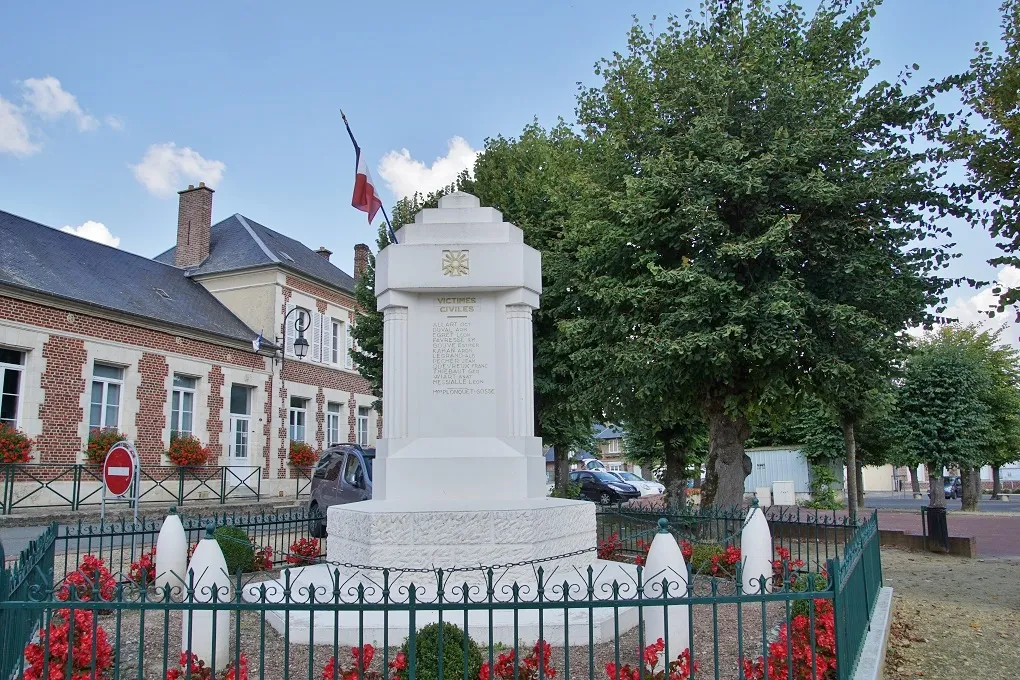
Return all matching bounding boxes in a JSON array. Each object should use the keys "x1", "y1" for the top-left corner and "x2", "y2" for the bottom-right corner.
[{"x1": 306, "y1": 444, "x2": 374, "y2": 537}]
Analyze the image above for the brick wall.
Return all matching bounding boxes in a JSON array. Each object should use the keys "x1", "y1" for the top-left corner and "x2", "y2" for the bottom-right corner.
[
  {"x1": 37, "y1": 336, "x2": 86, "y2": 463},
  {"x1": 0, "y1": 295, "x2": 267, "y2": 371},
  {"x1": 348, "y1": 394, "x2": 357, "y2": 443},
  {"x1": 315, "y1": 387, "x2": 325, "y2": 450},
  {"x1": 285, "y1": 275, "x2": 357, "y2": 311},
  {"x1": 262, "y1": 374, "x2": 273, "y2": 479},
  {"x1": 175, "y1": 185, "x2": 213, "y2": 268},
  {"x1": 207, "y1": 366, "x2": 224, "y2": 457},
  {"x1": 135, "y1": 353, "x2": 169, "y2": 465}
]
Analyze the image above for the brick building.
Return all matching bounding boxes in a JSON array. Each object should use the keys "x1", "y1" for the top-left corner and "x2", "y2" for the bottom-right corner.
[{"x1": 0, "y1": 183, "x2": 378, "y2": 503}]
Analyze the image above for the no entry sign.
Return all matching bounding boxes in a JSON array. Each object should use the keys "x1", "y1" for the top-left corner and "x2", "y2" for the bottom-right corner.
[{"x1": 103, "y1": 442, "x2": 137, "y2": 497}]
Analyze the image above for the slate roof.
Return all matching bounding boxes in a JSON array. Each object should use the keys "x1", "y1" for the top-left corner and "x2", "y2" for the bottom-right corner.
[
  {"x1": 154, "y1": 214, "x2": 356, "y2": 294},
  {"x1": 0, "y1": 210, "x2": 262, "y2": 345},
  {"x1": 594, "y1": 424, "x2": 625, "y2": 440}
]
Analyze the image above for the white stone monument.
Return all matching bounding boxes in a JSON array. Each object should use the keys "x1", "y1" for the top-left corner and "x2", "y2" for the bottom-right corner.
[
  {"x1": 246, "y1": 193, "x2": 653, "y2": 645},
  {"x1": 326, "y1": 192, "x2": 593, "y2": 576}
]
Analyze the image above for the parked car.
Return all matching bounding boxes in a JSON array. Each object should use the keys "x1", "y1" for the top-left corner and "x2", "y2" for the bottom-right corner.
[
  {"x1": 929, "y1": 476, "x2": 962, "y2": 500},
  {"x1": 569, "y1": 470, "x2": 641, "y2": 505},
  {"x1": 607, "y1": 471, "x2": 665, "y2": 496},
  {"x1": 307, "y1": 444, "x2": 375, "y2": 537}
]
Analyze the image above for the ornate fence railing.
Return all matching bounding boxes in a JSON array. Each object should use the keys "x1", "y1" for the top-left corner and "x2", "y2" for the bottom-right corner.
[
  {"x1": 0, "y1": 506, "x2": 881, "y2": 680},
  {"x1": 0, "y1": 464, "x2": 262, "y2": 515}
]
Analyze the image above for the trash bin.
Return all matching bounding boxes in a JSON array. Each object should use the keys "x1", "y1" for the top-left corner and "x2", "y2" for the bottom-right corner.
[{"x1": 923, "y1": 506, "x2": 949, "y2": 552}]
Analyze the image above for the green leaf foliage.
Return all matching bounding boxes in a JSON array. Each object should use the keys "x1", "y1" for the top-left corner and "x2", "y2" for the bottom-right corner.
[
  {"x1": 213, "y1": 526, "x2": 255, "y2": 574},
  {"x1": 400, "y1": 622, "x2": 483, "y2": 680}
]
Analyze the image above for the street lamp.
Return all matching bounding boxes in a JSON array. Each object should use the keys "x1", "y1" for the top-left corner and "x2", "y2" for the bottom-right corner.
[{"x1": 277, "y1": 307, "x2": 310, "y2": 363}]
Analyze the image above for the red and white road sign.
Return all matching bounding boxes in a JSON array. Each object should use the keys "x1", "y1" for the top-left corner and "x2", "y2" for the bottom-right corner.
[{"x1": 103, "y1": 444, "x2": 136, "y2": 497}]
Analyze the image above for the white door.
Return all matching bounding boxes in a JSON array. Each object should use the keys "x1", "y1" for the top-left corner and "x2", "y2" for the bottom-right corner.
[{"x1": 228, "y1": 385, "x2": 256, "y2": 489}]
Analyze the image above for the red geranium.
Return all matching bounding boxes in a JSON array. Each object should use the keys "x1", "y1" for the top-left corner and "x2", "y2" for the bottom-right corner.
[
  {"x1": 0, "y1": 422, "x2": 32, "y2": 463},
  {"x1": 166, "y1": 651, "x2": 249, "y2": 680},
  {"x1": 84, "y1": 428, "x2": 125, "y2": 464},
  {"x1": 605, "y1": 638, "x2": 698, "y2": 680},
  {"x1": 57, "y1": 555, "x2": 117, "y2": 602},
  {"x1": 742, "y1": 599, "x2": 837, "y2": 680},
  {"x1": 597, "y1": 533, "x2": 623, "y2": 560},
  {"x1": 286, "y1": 538, "x2": 320, "y2": 566},
  {"x1": 167, "y1": 433, "x2": 211, "y2": 466},
  {"x1": 129, "y1": 547, "x2": 157, "y2": 586},
  {"x1": 709, "y1": 545, "x2": 741, "y2": 577},
  {"x1": 322, "y1": 644, "x2": 392, "y2": 680},
  {"x1": 24, "y1": 608, "x2": 114, "y2": 680},
  {"x1": 289, "y1": 441, "x2": 319, "y2": 467},
  {"x1": 480, "y1": 640, "x2": 556, "y2": 680},
  {"x1": 253, "y1": 543, "x2": 274, "y2": 571},
  {"x1": 771, "y1": 546, "x2": 805, "y2": 586}
]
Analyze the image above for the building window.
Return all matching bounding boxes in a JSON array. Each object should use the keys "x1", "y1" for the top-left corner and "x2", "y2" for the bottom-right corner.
[
  {"x1": 229, "y1": 384, "x2": 252, "y2": 460},
  {"x1": 0, "y1": 347, "x2": 25, "y2": 428},
  {"x1": 326, "y1": 402, "x2": 342, "y2": 446},
  {"x1": 607, "y1": 439, "x2": 621, "y2": 454},
  {"x1": 356, "y1": 407, "x2": 370, "y2": 446},
  {"x1": 331, "y1": 319, "x2": 342, "y2": 365},
  {"x1": 170, "y1": 374, "x2": 197, "y2": 436},
  {"x1": 89, "y1": 363, "x2": 123, "y2": 430},
  {"x1": 290, "y1": 396, "x2": 309, "y2": 442}
]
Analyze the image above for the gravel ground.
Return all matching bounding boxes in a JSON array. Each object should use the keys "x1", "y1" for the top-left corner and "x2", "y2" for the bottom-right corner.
[
  {"x1": 102, "y1": 575, "x2": 792, "y2": 680},
  {"x1": 882, "y1": 547, "x2": 1020, "y2": 680}
]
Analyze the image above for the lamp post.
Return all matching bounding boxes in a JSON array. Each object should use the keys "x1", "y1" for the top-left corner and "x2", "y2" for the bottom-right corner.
[{"x1": 276, "y1": 307, "x2": 310, "y2": 363}]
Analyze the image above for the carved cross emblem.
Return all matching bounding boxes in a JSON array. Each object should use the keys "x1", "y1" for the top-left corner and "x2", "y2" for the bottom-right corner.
[{"x1": 441, "y1": 250, "x2": 470, "y2": 277}]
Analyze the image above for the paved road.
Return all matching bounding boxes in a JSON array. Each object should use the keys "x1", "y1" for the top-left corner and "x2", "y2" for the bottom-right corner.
[
  {"x1": 875, "y1": 510, "x2": 1020, "y2": 558},
  {"x1": 0, "y1": 524, "x2": 49, "y2": 558},
  {"x1": 862, "y1": 493, "x2": 1020, "y2": 513}
]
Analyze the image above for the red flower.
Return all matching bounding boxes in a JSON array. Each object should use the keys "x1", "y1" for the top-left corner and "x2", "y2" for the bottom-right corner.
[
  {"x1": 0, "y1": 422, "x2": 33, "y2": 463},
  {"x1": 167, "y1": 651, "x2": 248, "y2": 680},
  {"x1": 167, "y1": 433, "x2": 211, "y2": 466},
  {"x1": 604, "y1": 640, "x2": 697, "y2": 680},
  {"x1": 598, "y1": 533, "x2": 623, "y2": 560},
  {"x1": 253, "y1": 543, "x2": 274, "y2": 571},
  {"x1": 480, "y1": 640, "x2": 556, "y2": 680},
  {"x1": 129, "y1": 547, "x2": 157, "y2": 586},
  {"x1": 289, "y1": 441, "x2": 319, "y2": 467},
  {"x1": 287, "y1": 538, "x2": 321, "y2": 566},
  {"x1": 56, "y1": 555, "x2": 116, "y2": 602},
  {"x1": 24, "y1": 609, "x2": 114, "y2": 680},
  {"x1": 742, "y1": 599, "x2": 837, "y2": 680},
  {"x1": 322, "y1": 645, "x2": 386, "y2": 680}
]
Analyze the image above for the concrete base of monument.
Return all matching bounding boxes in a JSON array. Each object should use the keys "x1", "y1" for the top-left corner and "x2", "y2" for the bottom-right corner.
[
  {"x1": 242, "y1": 560, "x2": 646, "y2": 646},
  {"x1": 324, "y1": 496, "x2": 596, "y2": 573}
]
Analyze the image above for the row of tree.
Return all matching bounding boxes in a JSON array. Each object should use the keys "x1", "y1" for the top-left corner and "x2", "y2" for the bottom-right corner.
[{"x1": 352, "y1": 0, "x2": 1020, "y2": 514}]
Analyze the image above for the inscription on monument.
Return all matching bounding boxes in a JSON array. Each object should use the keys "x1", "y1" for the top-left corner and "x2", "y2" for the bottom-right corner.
[{"x1": 431, "y1": 296, "x2": 494, "y2": 396}]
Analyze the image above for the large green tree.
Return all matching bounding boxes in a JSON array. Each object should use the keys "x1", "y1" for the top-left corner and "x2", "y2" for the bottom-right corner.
[
  {"x1": 895, "y1": 328, "x2": 996, "y2": 509},
  {"x1": 954, "y1": 0, "x2": 1020, "y2": 315},
  {"x1": 564, "y1": 0, "x2": 958, "y2": 509}
]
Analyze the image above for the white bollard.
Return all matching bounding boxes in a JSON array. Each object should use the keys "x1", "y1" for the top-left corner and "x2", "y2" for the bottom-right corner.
[
  {"x1": 641, "y1": 518, "x2": 690, "y2": 669},
  {"x1": 181, "y1": 525, "x2": 231, "y2": 668},
  {"x1": 155, "y1": 506, "x2": 188, "y2": 597},
  {"x1": 740, "y1": 501, "x2": 773, "y2": 596}
]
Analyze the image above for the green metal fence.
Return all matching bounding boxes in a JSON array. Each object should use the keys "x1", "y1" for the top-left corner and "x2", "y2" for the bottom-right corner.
[
  {"x1": 0, "y1": 523, "x2": 56, "y2": 679},
  {"x1": 0, "y1": 506, "x2": 881, "y2": 680}
]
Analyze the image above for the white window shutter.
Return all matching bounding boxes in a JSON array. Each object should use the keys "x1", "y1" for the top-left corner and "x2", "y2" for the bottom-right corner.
[
  {"x1": 285, "y1": 304, "x2": 296, "y2": 357},
  {"x1": 345, "y1": 321, "x2": 355, "y2": 370},
  {"x1": 311, "y1": 311, "x2": 322, "y2": 362}
]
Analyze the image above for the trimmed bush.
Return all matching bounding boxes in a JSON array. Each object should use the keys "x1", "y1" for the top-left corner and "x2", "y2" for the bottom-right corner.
[
  {"x1": 689, "y1": 543, "x2": 724, "y2": 574},
  {"x1": 213, "y1": 525, "x2": 255, "y2": 574},
  {"x1": 790, "y1": 572, "x2": 830, "y2": 618},
  {"x1": 400, "y1": 622, "x2": 483, "y2": 680}
]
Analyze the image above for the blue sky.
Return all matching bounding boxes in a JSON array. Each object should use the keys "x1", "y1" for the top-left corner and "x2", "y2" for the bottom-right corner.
[{"x1": 0, "y1": 0, "x2": 1013, "y2": 336}]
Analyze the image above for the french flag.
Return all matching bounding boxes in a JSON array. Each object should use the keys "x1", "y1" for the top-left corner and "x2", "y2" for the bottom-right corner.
[{"x1": 342, "y1": 110, "x2": 395, "y2": 243}]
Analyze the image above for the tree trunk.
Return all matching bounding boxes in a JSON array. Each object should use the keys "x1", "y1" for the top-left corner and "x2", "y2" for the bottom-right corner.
[
  {"x1": 991, "y1": 465, "x2": 1002, "y2": 500},
  {"x1": 909, "y1": 466, "x2": 921, "y2": 496},
  {"x1": 974, "y1": 468, "x2": 983, "y2": 502},
  {"x1": 927, "y1": 463, "x2": 946, "y2": 508},
  {"x1": 661, "y1": 431, "x2": 687, "y2": 509},
  {"x1": 855, "y1": 460, "x2": 865, "y2": 509},
  {"x1": 553, "y1": 444, "x2": 571, "y2": 493},
  {"x1": 960, "y1": 467, "x2": 977, "y2": 511},
  {"x1": 842, "y1": 419, "x2": 859, "y2": 519},
  {"x1": 700, "y1": 402, "x2": 751, "y2": 510}
]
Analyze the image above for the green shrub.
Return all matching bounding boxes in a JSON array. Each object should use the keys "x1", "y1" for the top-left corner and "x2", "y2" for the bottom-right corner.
[
  {"x1": 549, "y1": 481, "x2": 584, "y2": 500},
  {"x1": 213, "y1": 526, "x2": 255, "y2": 574},
  {"x1": 400, "y1": 622, "x2": 483, "y2": 680},
  {"x1": 804, "y1": 465, "x2": 843, "y2": 510},
  {"x1": 689, "y1": 543, "x2": 724, "y2": 573},
  {"x1": 790, "y1": 571, "x2": 829, "y2": 618}
]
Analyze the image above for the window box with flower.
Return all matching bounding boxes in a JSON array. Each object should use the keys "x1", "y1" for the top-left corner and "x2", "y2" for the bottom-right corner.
[
  {"x1": 0, "y1": 422, "x2": 33, "y2": 464},
  {"x1": 166, "y1": 432, "x2": 212, "y2": 466},
  {"x1": 84, "y1": 428, "x2": 127, "y2": 465},
  {"x1": 289, "y1": 440, "x2": 319, "y2": 468}
]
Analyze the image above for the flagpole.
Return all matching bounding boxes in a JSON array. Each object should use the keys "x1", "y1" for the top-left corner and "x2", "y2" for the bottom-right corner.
[{"x1": 341, "y1": 108, "x2": 398, "y2": 245}]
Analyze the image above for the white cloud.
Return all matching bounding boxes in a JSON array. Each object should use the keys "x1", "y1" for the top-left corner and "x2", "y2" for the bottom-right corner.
[
  {"x1": 937, "y1": 265, "x2": 1020, "y2": 346},
  {"x1": 130, "y1": 143, "x2": 226, "y2": 198},
  {"x1": 378, "y1": 136, "x2": 480, "y2": 199},
  {"x1": 105, "y1": 115, "x2": 124, "y2": 131},
  {"x1": 60, "y1": 221, "x2": 120, "y2": 248},
  {"x1": 21, "y1": 76, "x2": 98, "y2": 131},
  {"x1": 0, "y1": 96, "x2": 38, "y2": 156}
]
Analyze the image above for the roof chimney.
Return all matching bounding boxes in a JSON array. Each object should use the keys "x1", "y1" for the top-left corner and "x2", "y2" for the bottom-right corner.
[
  {"x1": 354, "y1": 243, "x2": 371, "y2": 281},
  {"x1": 175, "y1": 183, "x2": 214, "y2": 268},
  {"x1": 315, "y1": 246, "x2": 332, "y2": 261}
]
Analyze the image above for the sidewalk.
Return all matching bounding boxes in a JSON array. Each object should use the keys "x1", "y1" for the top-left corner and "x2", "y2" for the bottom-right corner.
[{"x1": 875, "y1": 510, "x2": 1020, "y2": 559}]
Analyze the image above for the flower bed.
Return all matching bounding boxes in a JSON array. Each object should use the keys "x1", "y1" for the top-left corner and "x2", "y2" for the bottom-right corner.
[{"x1": 24, "y1": 608, "x2": 114, "y2": 680}]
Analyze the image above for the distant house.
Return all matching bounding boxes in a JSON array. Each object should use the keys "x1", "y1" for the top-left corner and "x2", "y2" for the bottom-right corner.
[
  {"x1": 543, "y1": 424, "x2": 647, "y2": 483},
  {"x1": 743, "y1": 447, "x2": 812, "y2": 502}
]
